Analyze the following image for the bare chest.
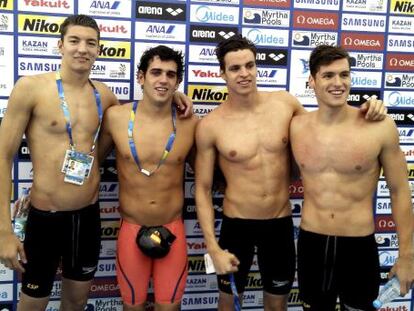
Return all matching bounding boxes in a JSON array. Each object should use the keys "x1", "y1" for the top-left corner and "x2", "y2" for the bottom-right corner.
[
  {"x1": 31, "y1": 91, "x2": 100, "y2": 137},
  {"x1": 216, "y1": 114, "x2": 290, "y2": 162},
  {"x1": 293, "y1": 130, "x2": 380, "y2": 174},
  {"x1": 114, "y1": 120, "x2": 191, "y2": 168}
]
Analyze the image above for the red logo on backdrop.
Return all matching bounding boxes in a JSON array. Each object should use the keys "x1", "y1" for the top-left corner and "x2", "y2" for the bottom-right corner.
[
  {"x1": 243, "y1": 0, "x2": 290, "y2": 8},
  {"x1": 386, "y1": 53, "x2": 414, "y2": 71},
  {"x1": 90, "y1": 278, "x2": 120, "y2": 297},
  {"x1": 293, "y1": 11, "x2": 338, "y2": 30},
  {"x1": 289, "y1": 180, "x2": 304, "y2": 198},
  {"x1": 375, "y1": 215, "x2": 396, "y2": 232},
  {"x1": 25, "y1": 0, "x2": 70, "y2": 8},
  {"x1": 341, "y1": 32, "x2": 385, "y2": 51},
  {"x1": 99, "y1": 24, "x2": 128, "y2": 34},
  {"x1": 187, "y1": 241, "x2": 207, "y2": 250}
]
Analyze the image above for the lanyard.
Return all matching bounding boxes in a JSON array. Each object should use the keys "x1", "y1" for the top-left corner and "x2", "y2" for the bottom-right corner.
[
  {"x1": 128, "y1": 101, "x2": 176, "y2": 176},
  {"x1": 55, "y1": 71, "x2": 103, "y2": 153},
  {"x1": 229, "y1": 273, "x2": 242, "y2": 311}
]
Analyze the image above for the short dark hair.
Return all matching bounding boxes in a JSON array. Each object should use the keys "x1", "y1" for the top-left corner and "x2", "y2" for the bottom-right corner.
[
  {"x1": 215, "y1": 34, "x2": 257, "y2": 71},
  {"x1": 138, "y1": 45, "x2": 184, "y2": 83},
  {"x1": 309, "y1": 45, "x2": 351, "y2": 77},
  {"x1": 60, "y1": 14, "x2": 100, "y2": 42}
]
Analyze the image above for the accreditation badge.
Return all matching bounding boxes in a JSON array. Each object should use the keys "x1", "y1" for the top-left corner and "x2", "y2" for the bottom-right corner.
[{"x1": 61, "y1": 149, "x2": 94, "y2": 185}]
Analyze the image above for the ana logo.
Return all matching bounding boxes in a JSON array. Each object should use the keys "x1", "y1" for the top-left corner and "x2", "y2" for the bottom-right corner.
[
  {"x1": 146, "y1": 25, "x2": 174, "y2": 34},
  {"x1": 257, "y1": 69, "x2": 277, "y2": 78},
  {"x1": 90, "y1": 1, "x2": 120, "y2": 10}
]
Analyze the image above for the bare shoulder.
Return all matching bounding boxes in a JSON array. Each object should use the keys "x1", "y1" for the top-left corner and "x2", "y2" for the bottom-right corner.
[
  {"x1": 260, "y1": 90, "x2": 302, "y2": 111},
  {"x1": 9, "y1": 73, "x2": 54, "y2": 107},
  {"x1": 91, "y1": 80, "x2": 119, "y2": 109},
  {"x1": 291, "y1": 110, "x2": 314, "y2": 130}
]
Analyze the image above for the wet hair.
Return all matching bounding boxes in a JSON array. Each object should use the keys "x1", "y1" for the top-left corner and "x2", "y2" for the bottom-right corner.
[
  {"x1": 309, "y1": 45, "x2": 351, "y2": 77},
  {"x1": 60, "y1": 14, "x2": 100, "y2": 42},
  {"x1": 138, "y1": 45, "x2": 184, "y2": 83},
  {"x1": 215, "y1": 34, "x2": 257, "y2": 71}
]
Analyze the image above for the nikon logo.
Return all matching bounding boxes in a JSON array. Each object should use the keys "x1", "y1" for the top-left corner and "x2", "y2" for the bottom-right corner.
[
  {"x1": 99, "y1": 44, "x2": 125, "y2": 57},
  {"x1": 191, "y1": 88, "x2": 228, "y2": 102},
  {"x1": 98, "y1": 41, "x2": 130, "y2": 59},
  {"x1": 23, "y1": 18, "x2": 61, "y2": 33},
  {"x1": 393, "y1": 0, "x2": 414, "y2": 13},
  {"x1": 0, "y1": 0, "x2": 8, "y2": 8}
]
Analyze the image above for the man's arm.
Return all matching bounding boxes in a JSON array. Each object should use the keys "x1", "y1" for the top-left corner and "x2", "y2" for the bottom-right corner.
[
  {"x1": 0, "y1": 77, "x2": 36, "y2": 272},
  {"x1": 380, "y1": 117, "x2": 414, "y2": 294},
  {"x1": 173, "y1": 91, "x2": 193, "y2": 118},
  {"x1": 195, "y1": 118, "x2": 239, "y2": 274}
]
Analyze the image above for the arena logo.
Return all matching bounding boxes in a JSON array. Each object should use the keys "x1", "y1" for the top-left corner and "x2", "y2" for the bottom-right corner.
[
  {"x1": 293, "y1": 10, "x2": 338, "y2": 30},
  {"x1": 189, "y1": 25, "x2": 238, "y2": 43},
  {"x1": 341, "y1": 32, "x2": 384, "y2": 51},
  {"x1": 243, "y1": 8, "x2": 290, "y2": 27},
  {"x1": 292, "y1": 31, "x2": 337, "y2": 47},
  {"x1": 256, "y1": 48, "x2": 288, "y2": 66},
  {"x1": 349, "y1": 52, "x2": 383, "y2": 69},
  {"x1": 386, "y1": 53, "x2": 414, "y2": 70},
  {"x1": 387, "y1": 108, "x2": 414, "y2": 125},
  {"x1": 391, "y1": 0, "x2": 414, "y2": 14},
  {"x1": 22, "y1": 0, "x2": 71, "y2": 8},
  {"x1": 244, "y1": 27, "x2": 288, "y2": 47},
  {"x1": 294, "y1": 0, "x2": 339, "y2": 10},
  {"x1": 20, "y1": 15, "x2": 65, "y2": 34},
  {"x1": 388, "y1": 35, "x2": 414, "y2": 52},
  {"x1": 136, "y1": 1, "x2": 185, "y2": 21},
  {"x1": 341, "y1": 14, "x2": 386, "y2": 32},
  {"x1": 191, "y1": 5, "x2": 238, "y2": 24},
  {"x1": 385, "y1": 73, "x2": 414, "y2": 88},
  {"x1": 243, "y1": 0, "x2": 290, "y2": 8}
]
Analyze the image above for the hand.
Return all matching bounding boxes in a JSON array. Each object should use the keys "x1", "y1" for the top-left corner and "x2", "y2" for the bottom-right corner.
[
  {"x1": 389, "y1": 256, "x2": 414, "y2": 295},
  {"x1": 0, "y1": 230, "x2": 27, "y2": 273},
  {"x1": 210, "y1": 248, "x2": 240, "y2": 275},
  {"x1": 359, "y1": 95, "x2": 387, "y2": 121},
  {"x1": 173, "y1": 91, "x2": 193, "y2": 119}
]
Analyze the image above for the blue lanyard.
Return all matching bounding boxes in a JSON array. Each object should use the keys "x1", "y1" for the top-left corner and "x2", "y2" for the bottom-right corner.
[
  {"x1": 128, "y1": 101, "x2": 176, "y2": 176},
  {"x1": 55, "y1": 71, "x2": 103, "y2": 153},
  {"x1": 229, "y1": 273, "x2": 242, "y2": 311}
]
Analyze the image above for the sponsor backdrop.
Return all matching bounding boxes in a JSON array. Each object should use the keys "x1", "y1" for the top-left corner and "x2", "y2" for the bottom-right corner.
[{"x1": 0, "y1": 0, "x2": 413, "y2": 310}]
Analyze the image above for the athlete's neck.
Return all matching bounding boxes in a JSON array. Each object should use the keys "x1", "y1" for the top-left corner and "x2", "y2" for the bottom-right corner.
[
  {"x1": 316, "y1": 104, "x2": 350, "y2": 124},
  {"x1": 59, "y1": 66, "x2": 91, "y2": 88},
  {"x1": 226, "y1": 90, "x2": 259, "y2": 111},
  {"x1": 139, "y1": 98, "x2": 173, "y2": 119}
]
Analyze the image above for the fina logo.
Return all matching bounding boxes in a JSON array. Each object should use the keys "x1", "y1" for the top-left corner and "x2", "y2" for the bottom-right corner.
[
  {"x1": 300, "y1": 59, "x2": 310, "y2": 74},
  {"x1": 195, "y1": 5, "x2": 235, "y2": 22}
]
